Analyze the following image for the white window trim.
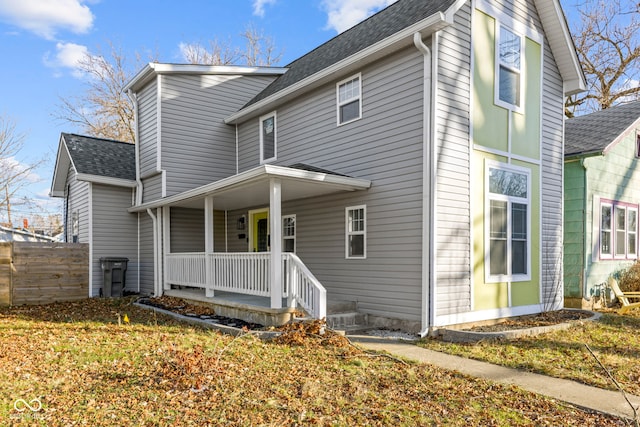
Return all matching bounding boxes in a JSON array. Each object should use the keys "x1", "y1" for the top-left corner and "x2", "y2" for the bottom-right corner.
[
  {"x1": 259, "y1": 111, "x2": 277, "y2": 164},
  {"x1": 494, "y1": 21, "x2": 524, "y2": 113},
  {"x1": 282, "y1": 214, "x2": 296, "y2": 253},
  {"x1": 599, "y1": 200, "x2": 638, "y2": 260},
  {"x1": 484, "y1": 161, "x2": 531, "y2": 283},
  {"x1": 345, "y1": 205, "x2": 366, "y2": 259},
  {"x1": 336, "y1": 73, "x2": 362, "y2": 126}
]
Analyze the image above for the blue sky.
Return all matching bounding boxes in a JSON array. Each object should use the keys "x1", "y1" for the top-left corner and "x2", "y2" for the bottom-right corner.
[{"x1": 0, "y1": 0, "x2": 579, "y2": 224}]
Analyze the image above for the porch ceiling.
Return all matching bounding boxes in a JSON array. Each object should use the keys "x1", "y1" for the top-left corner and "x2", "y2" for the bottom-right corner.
[{"x1": 129, "y1": 164, "x2": 371, "y2": 212}]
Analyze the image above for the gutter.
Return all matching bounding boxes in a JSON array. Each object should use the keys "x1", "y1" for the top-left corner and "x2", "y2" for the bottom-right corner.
[{"x1": 414, "y1": 31, "x2": 437, "y2": 337}]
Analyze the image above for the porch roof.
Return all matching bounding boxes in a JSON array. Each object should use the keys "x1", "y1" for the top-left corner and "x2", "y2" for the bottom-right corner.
[{"x1": 129, "y1": 164, "x2": 371, "y2": 212}]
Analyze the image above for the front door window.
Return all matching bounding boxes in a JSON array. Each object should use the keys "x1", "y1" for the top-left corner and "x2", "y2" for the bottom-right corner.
[{"x1": 251, "y1": 210, "x2": 270, "y2": 252}]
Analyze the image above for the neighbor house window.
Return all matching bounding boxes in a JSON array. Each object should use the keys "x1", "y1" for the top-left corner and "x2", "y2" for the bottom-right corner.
[
  {"x1": 283, "y1": 215, "x2": 296, "y2": 253},
  {"x1": 72, "y1": 210, "x2": 79, "y2": 243},
  {"x1": 346, "y1": 205, "x2": 366, "y2": 259},
  {"x1": 260, "y1": 112, "x2": 276, "y2": 163},
  {"x1": 496, "y1": 25, "x2": 522, "y2": 110},
  {"x1": 486, "y1": 163, "x2": 530, "y2": 282},
  {"x1": 337, "y1": 74, "x2": 361, "y2": 125},
  {"x1": 600, "y1": 200, "x2": 638, "y2": 259}
]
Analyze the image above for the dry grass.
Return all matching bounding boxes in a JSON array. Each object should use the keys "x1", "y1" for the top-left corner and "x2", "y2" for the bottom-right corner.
[{"x1": 0, "y1": 298, "x2": 625, "y2": 426}]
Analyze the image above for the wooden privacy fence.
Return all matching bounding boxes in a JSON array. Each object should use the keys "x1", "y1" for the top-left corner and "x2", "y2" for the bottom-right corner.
[{"x1": 0, "y1": 242, "x2": 89, "y2": 306}]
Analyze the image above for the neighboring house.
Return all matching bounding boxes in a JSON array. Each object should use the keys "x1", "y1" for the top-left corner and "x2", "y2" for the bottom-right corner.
[
  {"x1": 0, "y1": 226, "x2": 56, "y2": 242},
  {"x1": 53, "y1": 0, "x2": 584, "y2": 334},
  {"x1": 50, "y1": 133, "x2": 138, "y2": 296},
  {"x1": 564, "y1": 101, "x2": 640, "y2": 308}
]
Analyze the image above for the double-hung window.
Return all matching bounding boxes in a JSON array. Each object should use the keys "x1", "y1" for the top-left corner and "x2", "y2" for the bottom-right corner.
[
  {"x1": 346, "y1": 205, "x2": 366, "y2": 259},
  {"x1": 337, "y1": 74, "x2": 361, "y2": 125},
  {"x1": 486, "y1": 163, "x2": 530, "y2": 282},
  {"x1": 260, "y1": 112, "x2": 277, "y2": 163},
  {"x1": 496, "y1": 25, "x2": 522, "y2": 110},
  {"x1": 600, "y1": 200, "x2": 638, "y2": 259},
  {"x1": 283, "y1": 215, "x2": 296, "y2": 253}
]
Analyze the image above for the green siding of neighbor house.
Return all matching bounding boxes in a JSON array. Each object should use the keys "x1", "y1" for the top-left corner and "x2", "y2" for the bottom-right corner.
[
  {"x1": 565, "y1": 124, "x2": 640, "y2": 301},
  {"x1": 563, "y1": 160, "x2": 585, "y2": 298}
]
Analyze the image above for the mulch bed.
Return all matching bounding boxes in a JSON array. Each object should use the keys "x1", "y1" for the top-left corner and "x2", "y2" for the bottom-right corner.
[
  {"x1": 465, "y1": 309, "x2": 593, "y2": 332},
  {"x1": 138, "y1": 295, "x2": 264, "y2": 330}
]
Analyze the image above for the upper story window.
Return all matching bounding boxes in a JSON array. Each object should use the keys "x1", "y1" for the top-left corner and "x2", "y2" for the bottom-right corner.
[
  {"x1": 600, "y1": 200, "x2": 638, "y2": 260},
  {"x1": 486, "y1": 162, "x2": 530, "y2": 282},
  {"x1": 496, "y1": 25, "x2": 522, "y2": 110},
  {"x1": 346, "y1": 205, "x2": 366, "y2": 259},
  {"x1": 337, "y1": 74, "x2": 362, "y2": 125},
  {"x1": 260, "y1": 112, "x2": 277, "y2": 163}
]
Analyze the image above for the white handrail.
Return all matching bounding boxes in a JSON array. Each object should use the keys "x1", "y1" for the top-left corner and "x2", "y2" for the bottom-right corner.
[{"x1": 283, "y1": 253, "x2": 326, "y2": 320}]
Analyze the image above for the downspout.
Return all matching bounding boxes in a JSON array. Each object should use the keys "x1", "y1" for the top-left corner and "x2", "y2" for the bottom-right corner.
[
  {"x1": 581, "y1": 158, "x2": 590, "y2": 301},
  {"x1": 147, "y1": 208, "x2": 159, "y2": 296},
  {"x1": 414, "y1": 32, "x2": 435, "y2": 337}
]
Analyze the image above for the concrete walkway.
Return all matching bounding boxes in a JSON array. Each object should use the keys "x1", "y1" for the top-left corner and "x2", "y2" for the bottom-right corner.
[{"x1": 350, "y1": 336, "x2": 640, "y2": 421}]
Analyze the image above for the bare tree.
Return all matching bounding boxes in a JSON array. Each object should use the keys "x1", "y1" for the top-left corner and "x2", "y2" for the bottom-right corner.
[
  {"x1": 54, "y1": 41, "x2": 142, "y2": 143},
  {"x1": 0, "y1": 115, "x2": 43, "y2": 227},
  {"x1": 241, "y1": 24, "x2": 283, "y2": 66},
  {"x1": 181, "y1": 38, "x2": 240, "y2": 65},
  {"x1": 566, "y1": 0, "x2": 640, "y2": 117}
]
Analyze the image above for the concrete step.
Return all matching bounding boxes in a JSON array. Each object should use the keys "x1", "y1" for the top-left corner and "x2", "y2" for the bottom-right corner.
[
  {"x1": 326, "y1": 311, "x2": 368, "y2": 330},
  {"x1": 326, "y1": 300, "x2": 357, "y2": 315}
]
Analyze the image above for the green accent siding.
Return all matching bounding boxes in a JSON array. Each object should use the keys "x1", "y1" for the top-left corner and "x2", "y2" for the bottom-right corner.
[
  {"x1": 472, "y1": 10, "x2": 508, "y2": 152},
  {"x1": 512, "y1": 38, "x2": 541, "y2": 160},
  {"x1": 563, "y1": 161, "x2": 585, "y2": 298}
]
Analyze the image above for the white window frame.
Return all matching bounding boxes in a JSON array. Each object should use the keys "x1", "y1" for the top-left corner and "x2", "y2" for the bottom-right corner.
[
  {"x1": 282, "y1": 214, "x2": 296, "y2": 253},
  {"x1": 336, "y1": 74, "x2": 362, "y2": 126},
  {"x1": 599, "y1": 199, "x2": 638, "y2": 260},
  {"x1": 259, "y1": 111, "x2": 277, "y2": 163},
  {"x1": 485, "y1": 161, "x2": 531, "y2": 283},
  {"x1": 345, "y1": 205, "x2": 366, "y2": 259},
  {"x1": 495, "y1": 22, "x2": 524, "y2": 113}
]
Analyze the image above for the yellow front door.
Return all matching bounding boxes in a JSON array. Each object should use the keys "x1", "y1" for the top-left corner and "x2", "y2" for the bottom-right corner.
[{"x1": 251, "y1": 210, "x2": 269, "y2": 252}]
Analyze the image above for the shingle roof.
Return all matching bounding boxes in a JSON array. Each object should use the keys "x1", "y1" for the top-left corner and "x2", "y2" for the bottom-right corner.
[
  {"x1": 243, "y1": 0, "x2": 458, "y2": 108},
  {"x1": 62, "y1": 133, "x2": 136, "y2": 180},
  {"x1": 565, "y1": 101, "x2": 640, "y2": 157}
]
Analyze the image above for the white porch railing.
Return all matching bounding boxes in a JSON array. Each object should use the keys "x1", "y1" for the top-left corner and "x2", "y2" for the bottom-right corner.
[
  {"x1": 165, "y1": 252, "x2": 326, "y2": 319},
  {"x1": 283, "y1": 253, "x2": 327, "y2": 320}
]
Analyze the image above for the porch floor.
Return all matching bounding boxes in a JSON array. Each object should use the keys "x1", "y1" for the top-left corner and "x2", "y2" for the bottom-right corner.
[{"x1": 164, "y1": 287, "x2": 287, "y2": 309}]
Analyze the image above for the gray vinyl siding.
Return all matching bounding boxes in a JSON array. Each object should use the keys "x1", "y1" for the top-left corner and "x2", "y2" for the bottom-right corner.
[
  {"x1": 139, "y1": 212, "x2": 154, "y2": 295},
  {"x1": 434, "y1": 2, "x2": 472, "y2": 317},
  {"x1": 170, "y1": 207, "x2": 205, "y2": 252},
  {"x1": 142, "y1": 174, "x2": 163, "y2": 202},
  {"x1": 138, "y1": 79, "x2": 158, "y2": 177},
  {"x1": 237, "y1": 46, "x2": 426, "y2": 321},
  {"x1": 540, "y1": 26, "x2": 566, "y2": 308},
  {"x1": 161, "y1": 75, "x2": 277, "y2": 196},
  {"x1": 65, "y1": 166, "x2": 90, "y2": 244},
  {"x1": 91, "y1": 184, "x2": 139, "y2": 297},
  {"x1": 226, "y1": 210, "x2": 250, "y2": 252}
]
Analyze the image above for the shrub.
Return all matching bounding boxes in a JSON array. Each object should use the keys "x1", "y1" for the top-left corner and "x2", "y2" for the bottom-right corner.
[{"x1": 617, "y1": 261, "x2": 640, "y2": 292}]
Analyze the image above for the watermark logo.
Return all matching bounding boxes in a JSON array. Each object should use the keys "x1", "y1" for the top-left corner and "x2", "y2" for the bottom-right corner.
[{"x1": 11, "y1": 398, "x2": 44, "y2": 420}]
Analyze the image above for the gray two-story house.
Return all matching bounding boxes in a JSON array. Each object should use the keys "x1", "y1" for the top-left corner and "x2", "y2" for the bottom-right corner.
[{"x1": 52, "y1": 0, "x2": 584, "y2": 334}]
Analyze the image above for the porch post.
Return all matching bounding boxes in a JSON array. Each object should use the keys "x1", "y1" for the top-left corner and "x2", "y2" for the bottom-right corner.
[
  {"x1": 269, "y1": 178, "x2": 283, "y2": 309},
  {"x1": 162, "y1": 206, "x2": 170, "y2": 291},
  {"x1": 205, "y1": 196, "x2": 214, "y2": 297}
]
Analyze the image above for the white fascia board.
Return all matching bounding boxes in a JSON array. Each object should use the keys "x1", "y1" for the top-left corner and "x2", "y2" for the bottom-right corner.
[
  {"x1": 224, "y1": 12, "x2": 450, "y2": 125},
  {"x1": 128, "y1": 164, "x2": 371, "y2": 212},
  {"x1": 124, "y1": 62, "x2": 288, "y2": 93},
  {"x1": 75, "y1": 173, "x2": 138, "y2": 188},
  {"x1": 50, "y1": 135, "x2": 75, "y2": 197}
]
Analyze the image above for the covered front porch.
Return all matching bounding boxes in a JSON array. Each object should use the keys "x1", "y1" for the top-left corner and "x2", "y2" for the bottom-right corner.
[{"x1": 131, "y1": 164, "x2": 371, "y2": 325}]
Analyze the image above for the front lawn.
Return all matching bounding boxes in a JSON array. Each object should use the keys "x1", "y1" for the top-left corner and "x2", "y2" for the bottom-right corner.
[
  {"x1": 0, "y1": 298, "x2": 625, "y2": 426},
  {"x1": 420, "y1": 309, "x2": 640, "y2": 397}
]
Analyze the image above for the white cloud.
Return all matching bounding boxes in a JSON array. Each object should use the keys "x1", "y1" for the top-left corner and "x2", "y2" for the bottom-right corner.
[
  {"x1": 321, "y1": 0, "x2": 398, "y2": 33},
  {"x1": 0, "y1": 157, "x2": 41, "y2": 184},
  {"x1": 0, "y1": 0, "x2": 94, "y2": 39},
  {"x1": 253, "y1": 0, "x2": 276, "y2": 17},
  {"x1": 43, "y1": 42, "x2": 89, "y2": 77}
]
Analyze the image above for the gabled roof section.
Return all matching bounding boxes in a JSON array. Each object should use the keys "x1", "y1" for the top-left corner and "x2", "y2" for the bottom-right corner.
[
  {"x1": 50, "y1": 133, "x2": 136, "y2": 197},
  {"x1": 565, "y1": 101, "x2": 640, "y2": 158},
  {"x1": 226, "y1": 0, "x2": 460, "y2": 124}
]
